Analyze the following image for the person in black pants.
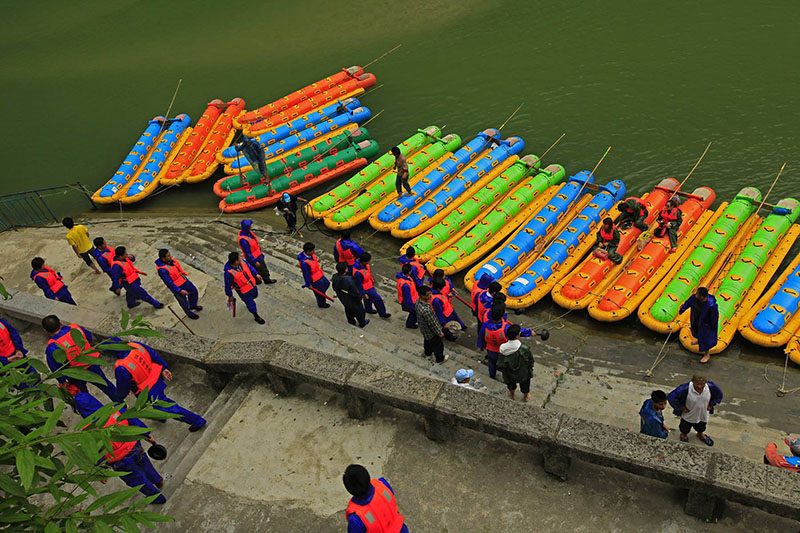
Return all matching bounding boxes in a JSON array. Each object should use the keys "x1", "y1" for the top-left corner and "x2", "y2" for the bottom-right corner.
[
  {"x1": 276, "y1": 192, "x2": 301, "y2": 237},
  {"x1": 415, "y1": 286, "x2": 447, "y2": 363},
  {"x1": 331, "y1": 262, "x2": 368, "y2": 328}
]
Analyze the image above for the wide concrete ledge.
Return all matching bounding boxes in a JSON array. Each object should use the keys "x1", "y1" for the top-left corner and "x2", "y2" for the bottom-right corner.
[{"x1": 2, "y1": 295, "x2": 798, "y2": 521}]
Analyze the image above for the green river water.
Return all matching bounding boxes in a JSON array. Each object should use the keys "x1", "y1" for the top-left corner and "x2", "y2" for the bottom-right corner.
[{"x1": 2, "y1": 1, "x2": 799, "y2": 213}]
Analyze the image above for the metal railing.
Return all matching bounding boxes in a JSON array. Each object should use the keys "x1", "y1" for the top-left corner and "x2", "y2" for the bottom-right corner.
[{"x1": 0, "y1": 182, "x2": 96, "y2": 232}]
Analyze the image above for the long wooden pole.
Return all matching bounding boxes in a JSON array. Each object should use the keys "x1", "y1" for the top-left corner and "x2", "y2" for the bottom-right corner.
[
  {"x1": 574, "y1": 146, "x2": 611, "y2": 199},
  {"x1": 670, "y1": 141, "x2": 711, "y2": 200},
  {"x1": 499, "y1": 103, "x2": 524, "y2": 131},
  {"x1": 539, "y1": 133, "x2": 566, "y2": 160},
  {"x1": 756, "y1": 162, "x2": 786, "y2": 212}
]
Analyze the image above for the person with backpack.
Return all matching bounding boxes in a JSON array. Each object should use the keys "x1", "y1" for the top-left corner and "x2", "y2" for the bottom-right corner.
[{"x1": 498, "y1": 324, "x2": 534, "y2": 402}]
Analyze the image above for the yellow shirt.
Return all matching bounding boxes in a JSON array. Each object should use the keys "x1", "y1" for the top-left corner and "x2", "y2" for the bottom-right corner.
[{"x1": 66, "y1": 225, "x2": 92, "y2": 254}]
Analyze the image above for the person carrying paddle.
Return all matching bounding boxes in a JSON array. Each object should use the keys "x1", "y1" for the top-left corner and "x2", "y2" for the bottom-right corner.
[{"x1": 392, "y1": 146, "x2": 412, "y2": 197}]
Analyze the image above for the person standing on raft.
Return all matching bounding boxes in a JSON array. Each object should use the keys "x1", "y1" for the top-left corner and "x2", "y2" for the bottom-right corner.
[
  {"x1": 238, "y1": 136, "x2": 267, "y2": 177},
  {"x1": 594, "y1": 217, "x2": 622, "y2": 264},
  {"x1": 238, "y1": 219, "x2": 277, "y2": 285},
  {"x1": 155, "y1": 249, "x2": 202, "y2": 320},
  {"x1": 298, "y1": 242, "x2": 331, "y2": 309},
  {"x1": 392, "y1": 146, "x2": 413, "y2": 197},
  {"x1": 656, "y1": 196, "x2": 682, "y2": 253},
  {"x1": 224, "y1": 251, "x2": 265, "y2": 325},
  {"x1": 617, "y1": 198, "x2": 649, "y2": 231},
  {"x1": 680, "y1": 286, "x2": 719, "y2": 364}
]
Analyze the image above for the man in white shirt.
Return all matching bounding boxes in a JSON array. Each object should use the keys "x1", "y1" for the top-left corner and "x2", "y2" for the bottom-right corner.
[{"x1": 667, "y1": 375, "x2": 723, "y2": 447}]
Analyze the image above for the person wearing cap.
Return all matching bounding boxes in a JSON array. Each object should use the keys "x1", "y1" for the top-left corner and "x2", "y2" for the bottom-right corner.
[
  {"x1": 668, "y1": 375, "x2": 723, "y2": 447},
  {"x1": 297, "y1": 242, "x2": 331, "y2": 308},
  {"x1": 343, "y1": 464, "x2": 408, "y2": 533},
  {"x1": 69, "y1": 388, "x2": 166, "y2": 504},
  {"x1": 415, "y1": 286, "x2": 447, "y2": 364},
  {"x1": 639, "y1": 390, "x2": 669, "y2": 439},
  {"x1": 0, "y1": 318, "x2": 39, "y2": 388},
  {"x1": 276, "y1": 192, "x2": 301, "y2": 236},
  {"x1": 155, "y1": 249, "x2": 202, "y2": 320},
  {"x1": 238, "y1": 219, "x2": 277, "y2": 285},
  {"x1": 452, "y1": 368, "x2": 483, "y2": 391},
  {"x1": 30, "y1": 257, "x2": 76, "y2": 305},
  {"x1": 498, "y1": 324, "x2": 534, "y2": 401}
]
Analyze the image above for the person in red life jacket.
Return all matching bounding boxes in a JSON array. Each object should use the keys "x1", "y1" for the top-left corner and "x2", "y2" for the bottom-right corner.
[
  {"x1": 343, "y1": 463, "x2": 408, "y2": 533},
  {"x1": 398, "y1": 247, "x2": 425, "y2": 288},
  {"x1": 332, "y1": 262, "x2": 369, "y2": 328},
  {"x1": 155, "y1": 249, "x2": 202, "y2": 320},
  {"x1": 42, "y1": 315, "x2": 117, "y2": 399},
  {"x1": 69, "y1": 388, "x2": 166, "y2": 504},
  {"x1": 431, "y1": 277, "x2": 466, "y2": 341},
  {"x1": 595, "y1": 217, "x2": 622, "y2": 264},
  {"x1": 90, "y1": 237, "x2": 118, "y2": 293},
  {"x1": 354, "y1": 252, "x2": 391, "y2": 319},
  {"x1": 334, "y1": 230, "x2": 365, "y2": 274},
  {"x1": 617, "y1": 198, "x2": 649, "y2": 231},
  {"x1": 111, "y1": 247, "x2": 163, "y2": 310},
  {"x1": 396, "y1": 263, "x2": 418, "y2": 329},
  {"x1": 471, "y1": 273, "x2": 494, "y2": 328},
  {"x1": 298, "y1": 242, "x2": 331, "y2": 308},
  {"x1": 476, "y1": 281, "x2": 502, "y2": 334},
  {"x1": 30, "y1": 257, "x2": 76, "y2": 305},
  {"x1": 480, "y1": 293, "x2": 508, "y2": 324},
  {"x1": 656, "y1": 196, "x2": 683, "y2": 253},
  {"x1": 427, "y1": 269, "x2": 454, "y2": 300},
  {"x1": 478, "y1": 307, "x2": 533, "y2": 380},
  {"x1": 224, "y1": 251, "x2": 265, "y2": 324},
  {"x1": 238, "y1": 219, "x2": 277, "y2": 285},
  {"x1": 0, "y1": 318, "x2": 40, "y2": 388},
  {"x1": 107, "y1": 340, "x2": 207, "y2": 431}
]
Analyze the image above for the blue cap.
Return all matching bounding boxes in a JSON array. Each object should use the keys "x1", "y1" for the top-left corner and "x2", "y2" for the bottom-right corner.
[
  {"x1": 455, "y1": 369, "x2": 474, "y2": 382},
  {"x1": 282, "y1": 192, "x2": 291, "y2": 202}
]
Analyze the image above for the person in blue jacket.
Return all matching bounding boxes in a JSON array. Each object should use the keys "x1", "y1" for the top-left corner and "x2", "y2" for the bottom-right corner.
[
  {"x1": 42, "y1": 315, "x2": 116, "y2": 399},
  {"x1": 155, "y1": 249, "x2": 202, "y2": 320},
  {"x1": 396, "y1": 263, "x2": 418, "y2": 329},
  {"x1": 343, "y1": 464, "x2": 408, "y2": 533},
  {"x1": 297, "y1": 242, "x2": 331, "y2": 308},
  {"x1": 224, "y1": 251, "x2": 265, "y2": 324},
  {"x1": 90, "y1": 237, "x2": 117, "y2": 293},
  {"x1": 0, "y1": 318, "x2": 39, "y2": 388},
  {"x1": 333, "y1": 230, "x2": 365, "y2": 274},
  {"x1": 111, "y1": 247, "x2": 163, "y2": 310},
  {"x1": 238, "y1": 219, "x2": 276, "y2": 284},
  {"x1": 353, "y1": 253, "x2": 391, "y2": 319},
  {"x1": 107, "y1": 340, "x2": 206, "y2": 431},
  {"x1": 430, "y1": 277, "x2": 466, "y2": 341},
  {"x1": 70, "y1": 388, "x2": 166, "y2": 504},
  {"x1": 30, "y1": 257, "x2": 76, "y2": 305},
  {"x1": 679, "y1": 286, "x2": 719, "y2": 364},
  {"x1": 668, "y1": 375, "x2": 723, "y2": 446},
  {"x1": 478, "y1": 308, "x2": 532, "y2": 379},
  {"x1": 398, "y1": 247, "x2": 425, "y2": 288},
  {"x1": 639, "y1": 390, "x2": 669, "y2": 439}
]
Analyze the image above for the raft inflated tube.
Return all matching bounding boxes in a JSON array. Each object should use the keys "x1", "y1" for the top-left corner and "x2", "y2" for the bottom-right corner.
[
  {"x1": 552, "y1": 178, "x2": 680, "y2": 310},
  {"x1": 181, "y1": 98, "x2": 246, "y2": 184},
  {"x1": 220, "y1": 139, "x2": 381, "y2": 213},
  {"x1": 117, "y1": 114, "x2": 191, "y2": 204},
  {"x1": 92, "y1": 117, "x2": 165, "y2": 203},
  {"x1": 223, "y1": 107, "x2": 372, "y2": 171},
  {"x1": 740, "y1": 253, "x2": 800, "y2": 348},
  {"x1": 386, "y1": 137, "x2": 525, "y2": 238},
  {"x1": 506, "y1": 179, "x2": 627, "y2": 308},
  {"x1": 214, "y1": 127, "x2": 370, "y2": 197},
  {"x1": 639, "y1": 187, "x2": 761, "y2": 333},
  {"x1": 322, "y1": 134, "x2": 463, "y2": 230},
  {"x1": 681, "y1": 198, "x2": 800, "y2": 354},
  {"x1": 306, "y1": 126, "x2": 442, "y2": 218},
  {"x1": 374, "y1": 129, "x2": 501, "y2": 225},
  {"x1": 161, "y1": 100, "x2": 224, "y2": 185},
  {"x1": 236, "y1": 66, "x2": 374, "y2": 125},
  {"x1": 588, "y1": 187, "x2": 717, "y2": 322}
]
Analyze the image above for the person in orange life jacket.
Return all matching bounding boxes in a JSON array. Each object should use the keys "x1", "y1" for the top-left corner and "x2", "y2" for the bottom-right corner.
[
  {"x1": 224, "y1": 251, "x2": 266, "y2": 324},
  {"x1": 30, "y1": 257, "x2": 76, "y2": 305},
  {"x1": 155, "y1": 249, "x2": 202, "y2": 320},
  {"x1": 106, "y1": 339, "x2": 206, "y2": 431},
  {"x1": 334, "y1": 230, "x2": 365, "y2": 274},
  {"x1": 111, "y1": 247, "x2": 163, "y2": 310},
  {"x1": 427, "y1": 268, "x2": 454, "y2": 300},
  {"x1": 354, "y1": 252, "x2": 391, "y2": 319},
  {"x1": 617, "y1": 198, "x2": 649, "y2": 231},
  {"x1": 238, "y1": 219, "x2": 276, "y2": 284},
  {"x1": 90, "y1": 237, "x2": 118, "y2": 293},
  {"x1": 298, "y1": 242, "x2": 331, "y2": 308},
  {"x1": 656, "y1": 196, "x2": 683, "y2": 252},
  {"x1": 431, "y1": 277, "x2": 466, "y2": 341},
  {"x1": 595, "y1": 217, "x2": 622, "y2": 264},
  {"x1": 344, "y1": 463, "x2": 408, "y2": 533},
  {"x1": 478, "y1": 307, "x2": 533, "y2": 380},
  {"x1": 68, "y1": 388, "x2": 166, "y2": 504},
  {"x1": 396, "y1": 263, "x2": 418, "y2": 329},
  {"x1": 42, "y1": 315, "x2": 117, "y2": 399},
  {"x1": 471, "y1": 273, "x2": 494, "y2": 325},
  {"x1": 480, "y1": 293, "x2": 507, "y2": 324},
  {"x1": 332, "y1": 262, "x2": 369, "y2": 328},
  {"x1": 476, "y1": 281, "x2": 502, "y2": 333},
  {"x1": 398, "y1": 247, "x2": 425, "y2": 288},
  {"x1": 276, "y1": 192, "x2": 300, "y2": 235},
  {"x1": 0, "y1": 318, "x2": 40, "y2": 388}
]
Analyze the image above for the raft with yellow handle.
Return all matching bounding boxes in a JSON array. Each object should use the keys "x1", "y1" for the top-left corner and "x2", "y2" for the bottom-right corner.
[
  {"x1": 638, "y1": 188, "x2": 761, "y2": 334},
  {"x1": 160, "y1": 99, "x2": 226, "y2": 186},
  {"x1": 180, "y1": 98, "x2": 245, "y2": 184},
  {"x1": 740, "y1": 252, "x2": 800, "y2": 349}
]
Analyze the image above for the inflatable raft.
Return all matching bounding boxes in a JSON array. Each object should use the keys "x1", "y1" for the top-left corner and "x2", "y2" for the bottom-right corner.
[
  {"x1": 381, "y1": 137, "x2": 525, "y2": 238},
  {"x1": 219, "y1": 139, "x2": 380, "y2": 213},
  {"x1": 321, "y1": 134, "x2": 462, "y2": 230},
  {"x1": 306, "y1": 126, "x2": 442, "y2": 219},
  {"x1": 235, "y1": 66, "x2": 376, "y2": 129},
  {"x1": 421, "y1": 164, "x2": 566, "y2": 273},
  {"x1": 551, "y1": 179, "x2": 680, "y2": 310},
  {"x1": 504, "y1": 178, "x2": 627, "y2": 309},
  {"x1": 740, "y1": 252, "x2": 800, "y2": 353},
  {"x1": 680, "y1": 199, "x2": 800, "y2": 354},
  {"x1": 639, "y1": 188, "x2": 761, "y2": 333},
  {"x1": 371, "y1": 130, "x2": 502, "y2": 229},
  {"x1": 160, "y1": 100, "x2": 225, "y2": 186},
  {"x1": 180, "y1": 98, "x2": 246, "y2": 184},
  {"x1": 587, "y1": 187, "x2": 716, "y2": 322}
]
